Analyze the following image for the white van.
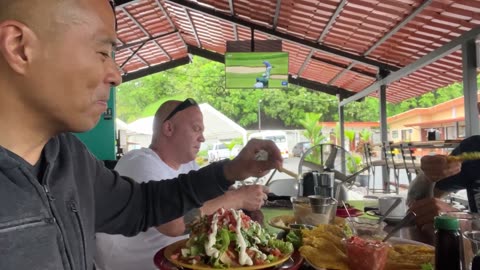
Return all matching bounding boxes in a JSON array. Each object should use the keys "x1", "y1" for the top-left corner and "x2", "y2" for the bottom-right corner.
[{"x1": 248, "y1": 131, "x2": 289, "y2": 159}]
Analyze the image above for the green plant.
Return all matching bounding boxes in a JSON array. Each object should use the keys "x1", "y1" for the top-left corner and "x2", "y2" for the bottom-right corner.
[
  {"x1": 227, "y1": 137, "x2": 243, "y2": 151},
  {"x1": 359, "y1": 129, "x2": 372, "y2": 142},
  {"x1": 299, "y1": 112, "x2": 326, "y2": 145},
  {"x1": 196, "y1": 149, "x2": 208, "y2": 162},
  {"x1": 346, "y1": 153, "x2": 363, "y2": 174},
  {"x1": 299, "y1": 112, "x2": 326, "y2": 164}
]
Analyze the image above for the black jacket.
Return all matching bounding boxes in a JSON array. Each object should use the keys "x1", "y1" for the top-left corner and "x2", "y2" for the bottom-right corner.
[{"x1": 0, "y1": 133, "x2": 230, "y2": 270}]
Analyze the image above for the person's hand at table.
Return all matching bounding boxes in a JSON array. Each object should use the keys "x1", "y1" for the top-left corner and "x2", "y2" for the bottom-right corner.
[
  {"x1": 223, "y1": 139, "x2": 282, "y2": 181},
  {"x1": 421, "y1": 155, "x2": 461, "y2": 182},
  {"x1": 409, "y1": 197, "x2": 458, "y2": 228},
  {"x1": 226, "y1": 185, "x2": 269, "y2": 211}
]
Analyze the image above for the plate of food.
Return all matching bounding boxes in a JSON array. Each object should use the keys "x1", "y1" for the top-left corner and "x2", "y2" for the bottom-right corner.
[
  {"x1": 268, "y1": 215, "x2": 296, "y2": 231},
  {"x1": 154, "y1": 248, "x2": 304, "y2": 270},
  {"x1": 299, "y1": 224, "x2": 434, "y2": 270},
  {"x1": 161, "y1": 208, "x2": 294, "y2": 270}
]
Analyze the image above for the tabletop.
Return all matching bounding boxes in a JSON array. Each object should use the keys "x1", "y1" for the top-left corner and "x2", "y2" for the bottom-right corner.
[{"x1": 261, "y1": 204, "x2": 433, "y2": 245}]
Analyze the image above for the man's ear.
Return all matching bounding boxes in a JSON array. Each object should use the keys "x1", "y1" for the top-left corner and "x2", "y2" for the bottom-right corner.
[
  {"x1": 0, "y1": 21, "x2": 36, "y2": 75},
  {"x1": 162, "y1": 120, "x2": 174, "y2": 137}
]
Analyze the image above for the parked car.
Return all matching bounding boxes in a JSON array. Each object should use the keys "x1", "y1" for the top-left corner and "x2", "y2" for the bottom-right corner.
[
  {"x1": 292, "y1": 141, "x2": 311, "y2": 157},
  {"x1": 249, "y1": 131, "x2": 289, "y2": 159},
  {"x1": 208, "y1": 143, "x2": 230, "y2": 162},
  {"x1": 230, "y1": 144, "x2": 243, "y2": 157}
]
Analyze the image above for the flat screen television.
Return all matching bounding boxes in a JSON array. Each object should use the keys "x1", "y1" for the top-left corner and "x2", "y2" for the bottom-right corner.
[{"x1": 225, "y1": 52, "x2": 289, "y2": 89}]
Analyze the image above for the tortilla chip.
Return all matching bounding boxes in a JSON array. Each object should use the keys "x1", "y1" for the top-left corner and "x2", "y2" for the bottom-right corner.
[
  {"x1": 386, "y1": 244, "x2": 434, "y2": 270},
  {"x1": 300, "y1": 245, "x2": 348, "y2": 270},
  {"x1": 300, "y1": 224, "x2": 348, "y2": 270}
]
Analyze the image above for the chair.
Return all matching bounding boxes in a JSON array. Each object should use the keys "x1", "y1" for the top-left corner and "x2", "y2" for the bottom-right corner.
[
  {"x1": 382, "y1": 141, "x2": 403, "y2": 194},
  {"x1": 363, "y1": 142, "x2": 388, "y2": 194},
  {"x1": 399, "y1": 142, "x2": 420, "y2": 183}
]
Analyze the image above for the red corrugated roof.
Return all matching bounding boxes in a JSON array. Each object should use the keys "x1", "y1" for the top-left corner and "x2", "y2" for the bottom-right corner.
[{"x1": 114, "y1": 0, "x2": 480, "y2": 103}]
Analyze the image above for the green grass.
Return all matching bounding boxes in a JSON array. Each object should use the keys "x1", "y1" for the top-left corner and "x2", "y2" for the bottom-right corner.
[
  {"x1": 225, "y1": 52, "x2": 288, "y2": 73},
  {"x1": 226, "y1": 73, "x2": 288, "y2": 88},
  {"x1": 225, "y1": 52, "x2": 289, "y2": 89}
]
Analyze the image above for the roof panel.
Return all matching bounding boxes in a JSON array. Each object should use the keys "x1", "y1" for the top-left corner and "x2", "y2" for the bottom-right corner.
[{"x1": 116, "y1": 0, "x2": 480, "y2": 102}]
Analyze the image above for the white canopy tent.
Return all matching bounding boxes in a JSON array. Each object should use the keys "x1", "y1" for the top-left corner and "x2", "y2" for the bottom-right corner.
[{"x1": 125, "y1": 103, "x2": 247, "y2": 145}]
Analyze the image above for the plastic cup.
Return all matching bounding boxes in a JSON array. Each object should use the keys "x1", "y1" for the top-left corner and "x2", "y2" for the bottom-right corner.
[{"x1": 344, "y1": 236, "x2": 389, "y2": 270}]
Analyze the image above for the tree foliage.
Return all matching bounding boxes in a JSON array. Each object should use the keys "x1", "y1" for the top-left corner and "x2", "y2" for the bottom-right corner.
[{"x1": 116, "y1": 56, "x2": 479, "y2": 126}]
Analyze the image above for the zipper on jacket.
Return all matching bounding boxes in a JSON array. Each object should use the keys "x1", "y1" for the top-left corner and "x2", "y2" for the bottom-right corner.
[
  {"x1": 40, "y1": 164, "x2": 74, "y2": 270},
  {"x1": 70, "y1": 201, "x2": 87, "y2": 270}
]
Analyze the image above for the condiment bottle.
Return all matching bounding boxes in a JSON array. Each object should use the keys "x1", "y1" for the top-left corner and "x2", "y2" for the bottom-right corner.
[{"x1": 434, "y1": 216, "x2": 464, "y2": 270}]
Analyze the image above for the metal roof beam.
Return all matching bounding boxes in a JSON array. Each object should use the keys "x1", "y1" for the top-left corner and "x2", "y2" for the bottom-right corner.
[
  {"x1": 288, "y1": 75, "x2": 355, "y2": 98},
  {"x1": 297, "y1": 50, "x2": 314, "y2": 77},
  {"x1": 311, "y1": 56, "x2": 376, "y2": 78},
  {"x1": 228, "y1": 0, "x2": 238, "y2": 40},
  {"x1": 120, "y1": 41, "x2": 147, "y2": 68},
  {"x1": 330, "y1": 0, "x2": 432, "y2": 85},
  {"x1": 154, "y1": 0, "x2": 176, "y2": 30},
  {"x1": 185, "y1": 8, "x2": 202, "y2": 47},
  {"x1": 122, "y1": 56, "x2": 191, "y2": 82},
  {"x1": 228, "y1": 0, "x2": 235, "y2": 15},
  {"x1": 115, "y1": 0, "x2": 142, "y2": 8},
  {"x1": 153, "y1": 0, "x2": 188, "y2": 48},
  {"x1": 130, "y1": 49, "x2": 149, "y2": 66},
  {"x1": 153, "y1": 41, "x2": 172, "y2": 61},
  {"x1": 120, "y1": 6, "x2": 150, "y2": 37},
  {"x1": 165, "y1": 0, "x2": 399, "y2": 71},
  {"x1": 187, "y1": 45, "x2": 225, "y2": 63},
  {"x1": 116, "y1": 30, "x2": 178, "y2": 51},
  {"x1": 317, "y1": 0, "x2": 347, "y2": 43},
  {"x1": 364, "y1": 0, "x2": 433, "y2": 56},
  {"x1": 327, "y1": 62, "x2": 355, "y2": 84},
  {"x1": 339, "y1": 25, "x2": 480, "y2": 106},
  {"x1": 272, "y1": 0, "x2": 282, "y2": 31}
]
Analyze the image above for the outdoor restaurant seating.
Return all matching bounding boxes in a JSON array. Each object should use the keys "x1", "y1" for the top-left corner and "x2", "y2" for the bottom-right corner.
[{"x1": 362, "y1": 139, "x2": 463, "y2": 194}]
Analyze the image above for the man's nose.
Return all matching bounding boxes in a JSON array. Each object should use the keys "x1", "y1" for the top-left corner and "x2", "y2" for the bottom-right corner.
[{"x1": 106, "y1": 60, "x2": 122, "y2": 87}]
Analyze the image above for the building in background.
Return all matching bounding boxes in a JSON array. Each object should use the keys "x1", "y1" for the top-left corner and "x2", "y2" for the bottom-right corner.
[{"x1": 388, "y1": 94, "x2": 480, "y2": 143}]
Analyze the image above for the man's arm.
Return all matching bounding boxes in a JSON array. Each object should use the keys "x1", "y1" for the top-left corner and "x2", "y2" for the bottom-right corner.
[
  {"x1": 94, "y1": 159, "x2": 232, "y2": 236},
  {"x1": 408, "y1": 155, "x2": 464, "y2": 228},
  {"x1": 156, "y1": 185, "x2": 269, "y2": 236},
  {"x1": 93, "y1": 138, "x2": 282, "y2": 236}
]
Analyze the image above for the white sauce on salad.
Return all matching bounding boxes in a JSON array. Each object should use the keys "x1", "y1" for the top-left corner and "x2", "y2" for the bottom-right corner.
[
  {"x1": 231, "y1": 209, "x2": 253, "y2": 266},
  {"x1": 249, "y1": 246, "x2": 267, "y2": 260},
  {"x1": 204, "y1": 212, "x2": 220, "y2": 258}
]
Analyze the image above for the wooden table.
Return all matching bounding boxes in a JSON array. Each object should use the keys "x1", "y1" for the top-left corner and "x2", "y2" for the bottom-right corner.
[{"x1": 390, "y1": 139, "x2": 462, "y2": 149}]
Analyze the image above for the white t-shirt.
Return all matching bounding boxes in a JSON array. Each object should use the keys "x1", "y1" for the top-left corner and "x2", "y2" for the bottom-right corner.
[
  {"x1": 94, "y1": 148, "x2": 198, "y2": 270},
  {"x1": 254, "y1": 82, "x2": 264, "y2": 88}
]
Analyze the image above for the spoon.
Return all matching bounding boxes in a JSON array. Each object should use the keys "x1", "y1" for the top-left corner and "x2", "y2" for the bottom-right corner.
[
  {"x1": 342, "y1": 200, "x2": 357, "y2": 235},
  {"x1": 377, "y1": 197, "x2": 402, "y2": 225}
]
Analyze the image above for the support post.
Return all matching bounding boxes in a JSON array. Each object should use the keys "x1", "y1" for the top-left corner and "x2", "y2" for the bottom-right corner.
[
  {"x1": 462, "y1": 39, "x2": 479, "y2": 137},
  {"x1": 378, "y1": 69, "x2": 389, "y2": 193},
  {"x1": 337, "y1": 94, "x2": 346, "y2": 174}
]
